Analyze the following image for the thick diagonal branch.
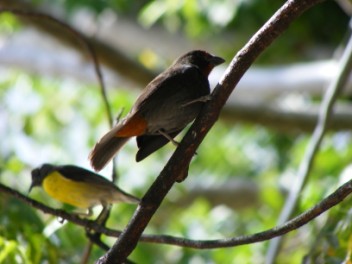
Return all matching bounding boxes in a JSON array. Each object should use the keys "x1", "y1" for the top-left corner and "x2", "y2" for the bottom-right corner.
[{"x1": 96, "y1": 0, "x2": 325, "y2": 263}]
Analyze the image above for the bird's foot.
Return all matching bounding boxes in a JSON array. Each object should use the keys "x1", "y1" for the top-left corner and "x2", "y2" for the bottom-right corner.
[
  {"x1": 182, "y1": 94, "x2": 212, "y2": 107},
  {"x1": 158, "y1": 129, "x2": 179, "y2": 146}
]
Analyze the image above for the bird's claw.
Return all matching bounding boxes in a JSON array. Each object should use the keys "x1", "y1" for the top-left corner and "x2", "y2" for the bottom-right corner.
[
  {"x1": 158, "y1": 130, "x2": 179, "y2": 146},
  {"x1": 182, "y1": 95, "x2": 212, "y2": 107}
]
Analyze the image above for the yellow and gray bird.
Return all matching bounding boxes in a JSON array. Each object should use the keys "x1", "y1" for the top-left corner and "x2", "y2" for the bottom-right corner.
[{"x1": 29, "y1": 164, "x2": 139, "y2": 214}]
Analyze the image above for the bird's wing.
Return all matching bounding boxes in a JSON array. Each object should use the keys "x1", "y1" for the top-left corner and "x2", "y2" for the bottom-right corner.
[
  {"x1": 135, "y1": 130, "x2": 182, "y2": 162},
  {"x1": 56, "y1": 165, "x2": 140, "y2": 204},
  {"x1": 57, "y1": 165, "x2": 113, "y2": 186},
  {"x1": 131, "y1": 65, "x2": 208, "y2": 115}
]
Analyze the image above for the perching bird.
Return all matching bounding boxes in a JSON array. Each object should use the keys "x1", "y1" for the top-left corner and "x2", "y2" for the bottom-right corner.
[
  {"x1": 29, "y1": 164, "x2": 139, "y2": 214},
  {"x1": 89, "y1": 50, "x2": 224, "y2": 171}
]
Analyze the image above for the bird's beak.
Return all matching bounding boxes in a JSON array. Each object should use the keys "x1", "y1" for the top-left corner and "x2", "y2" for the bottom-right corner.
[
  {"x1": 28, "y1": 183, "x2": 35, "y2": 194},
  {"x1": 210, "y1": 56, "x2": 225, "y2": 66}
]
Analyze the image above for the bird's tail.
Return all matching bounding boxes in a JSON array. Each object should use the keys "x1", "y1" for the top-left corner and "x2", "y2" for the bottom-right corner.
[
  {"x1": 114, "y1": 187, "x2": 140, "y2": 204},
  {"x1": 89, "y1": 124, "x2": 130, "y2": 171}
]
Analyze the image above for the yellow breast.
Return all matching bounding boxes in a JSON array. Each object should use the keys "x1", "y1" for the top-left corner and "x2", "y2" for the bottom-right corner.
[{"x1": 42, "y1": 171, "x2": 114, "y2": 209}]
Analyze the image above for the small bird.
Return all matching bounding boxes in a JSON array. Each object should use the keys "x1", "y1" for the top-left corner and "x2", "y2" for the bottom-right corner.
[
  {"x1": 89, "y1": 50, "x2": 224, "y2": 171},
  {"x1": 29, "y1": 164, "x2": 139, "y2": 215}
]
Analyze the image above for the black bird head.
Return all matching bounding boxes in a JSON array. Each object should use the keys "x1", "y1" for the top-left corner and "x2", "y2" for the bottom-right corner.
[
  {"x1": 175, "y1": 50, "x2": 225, "y2": 76},
  {"x1": 29, "y1": 163, "x2": 56, "y2": 193}
]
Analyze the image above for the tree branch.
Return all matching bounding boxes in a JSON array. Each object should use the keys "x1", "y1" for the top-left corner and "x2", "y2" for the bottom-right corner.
[
  {"x1": 2, "y1": 176, "x2": 352, "y2": 249},
  {"x1": 96, "y1": 0, "x2": 326, "y2": 263}
]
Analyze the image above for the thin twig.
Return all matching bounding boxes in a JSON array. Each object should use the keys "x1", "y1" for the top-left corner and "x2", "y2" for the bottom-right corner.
[
  {"x1": 1, "y1": 178, "x2": 352, "y2": 249},
  {"x1": 111, "y1": 108, "x2": 124, "y2": 183},
  {"x1": 81, "y1": 242, "x2": 93, "y2": 264},
  {"x1": 84, "y1": 206, "x2": 111, "y2": 253},
  {"x1": 266, "y1": 25, "x2": 352, "y2": 263},
  {"x1": 86, "y1": 232, "x2": 110, "y2": 251}
]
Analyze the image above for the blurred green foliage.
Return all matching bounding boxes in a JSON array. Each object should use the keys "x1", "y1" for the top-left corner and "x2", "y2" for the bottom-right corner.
[
  {"x1": 0, "y1": 13, "x2": 21, "y2": 33},
  {"x1": 1, "y1": 70, "x2": 351, "y2": 263},
  {"x1": 37, "y1": 0, "x2": 348, "y2": 63},
  {"x1": 0, "y1": 0, "x2": 352, "y2": 263}
]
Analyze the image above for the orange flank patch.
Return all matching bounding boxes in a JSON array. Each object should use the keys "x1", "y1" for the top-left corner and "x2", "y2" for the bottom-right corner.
[{"x1": 116, "y1": 114, "x2": 147, "y2": 137}]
